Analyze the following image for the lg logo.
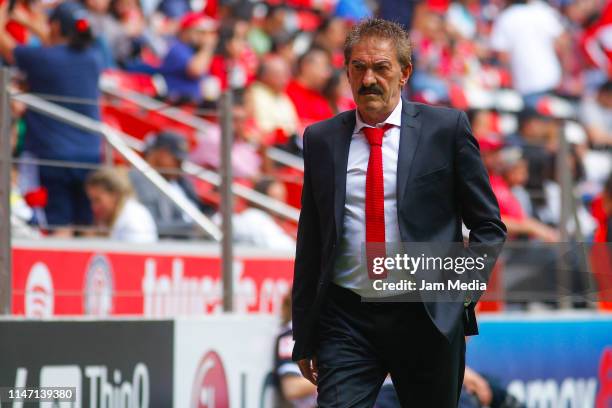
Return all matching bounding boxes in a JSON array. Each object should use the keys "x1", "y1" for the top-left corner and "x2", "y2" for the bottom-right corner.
[{"x1": 190, "y1": 351, "x2": 229, "y2": 408}]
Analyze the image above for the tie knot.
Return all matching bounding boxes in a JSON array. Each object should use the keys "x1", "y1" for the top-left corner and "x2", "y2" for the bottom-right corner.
[{"x1": 363, "y1": 124, "x2": 392, "y2": 147}]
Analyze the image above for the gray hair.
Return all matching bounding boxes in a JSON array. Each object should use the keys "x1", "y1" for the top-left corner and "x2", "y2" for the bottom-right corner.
[{"x1": 344, "y1": 18, "x2": 412, "y2": 70}]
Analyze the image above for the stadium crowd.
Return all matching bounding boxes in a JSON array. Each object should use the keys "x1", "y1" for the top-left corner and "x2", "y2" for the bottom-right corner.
[{"x1": 1, "y1": 0, "x2": 610, "y2": 251}]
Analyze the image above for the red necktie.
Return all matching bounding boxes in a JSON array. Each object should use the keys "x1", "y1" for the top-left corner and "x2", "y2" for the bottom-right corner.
[{"x1": 363, "y1": 124, "x2": 393, "y2": 279}]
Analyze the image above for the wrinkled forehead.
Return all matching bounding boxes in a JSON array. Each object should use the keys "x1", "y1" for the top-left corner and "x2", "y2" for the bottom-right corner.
[{"x1": 348, "y1": 36, "x2": 399, "y2": 65}]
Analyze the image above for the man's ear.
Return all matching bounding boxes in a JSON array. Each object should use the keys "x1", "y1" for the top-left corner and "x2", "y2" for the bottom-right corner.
[{"x1": 400, "y1": 63, "x2": 412, "y2": 86}]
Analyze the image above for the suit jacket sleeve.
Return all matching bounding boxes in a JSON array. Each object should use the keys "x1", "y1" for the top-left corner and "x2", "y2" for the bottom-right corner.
[
  {"x1": 454, "y1": 111, "x2": 507, "y2": 304},
  {"x1": 291, "y1": 127, "x2": 321, "y2": 361}
]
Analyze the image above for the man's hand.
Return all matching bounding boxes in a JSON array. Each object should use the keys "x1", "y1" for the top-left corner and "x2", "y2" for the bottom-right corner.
[
  {"x1": 463, "y1": 367, "x2": 493, "y2": 406},
  {"x1": 297, "y1": 357, "x2": 318, "y2": 385}
]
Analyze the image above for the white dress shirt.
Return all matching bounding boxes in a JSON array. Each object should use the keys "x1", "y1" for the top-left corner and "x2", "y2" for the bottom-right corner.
[{"x1": 332, "y1": 99, "x2": 403, "y2": 293}]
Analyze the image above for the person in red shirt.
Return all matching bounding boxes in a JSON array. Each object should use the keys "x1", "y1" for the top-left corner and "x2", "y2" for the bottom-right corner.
[
  {"x1": 480, "y1": 137, "x2": 558, "y2": 242},
  {"x1": 1, "y1": 0, "x2": 48, "y2": 45},
  {"x1": 286, "y1": 47, "x2": 334, "y2": 128},
  {"x1": 209, "y1": 21, "x2": 257, "y2": 91}
]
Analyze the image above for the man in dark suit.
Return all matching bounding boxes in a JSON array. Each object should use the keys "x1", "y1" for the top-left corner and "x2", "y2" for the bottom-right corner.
[{"x1": 291, "y1": 18, "x2": 507, "y2": 407}]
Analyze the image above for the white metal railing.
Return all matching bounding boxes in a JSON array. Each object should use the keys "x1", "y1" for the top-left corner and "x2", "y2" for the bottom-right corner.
[
  {"x1": 11, "y1": 91, "x2": 223, "y2": 241},
  {"x1": 101, "y1": 81, "x2": 301, "y2": 221}
]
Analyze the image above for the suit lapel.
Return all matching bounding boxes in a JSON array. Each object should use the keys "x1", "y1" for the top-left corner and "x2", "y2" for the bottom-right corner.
[
  {"x1": 396, "y1": 100, "x2": 422, "y2": 208},
  {"x1": 333, "y1": 110, "x2": 356, "y2": 242}
]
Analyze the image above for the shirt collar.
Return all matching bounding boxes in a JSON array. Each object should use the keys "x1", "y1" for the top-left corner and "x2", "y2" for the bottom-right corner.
[{"x1": 353, "y1": 98, "x2": 402, "y2": 134}]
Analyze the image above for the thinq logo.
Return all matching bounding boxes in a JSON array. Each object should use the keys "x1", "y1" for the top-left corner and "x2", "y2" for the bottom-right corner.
[{"x1": 12, "y1": 364, "x2": 150, "y2": 408}]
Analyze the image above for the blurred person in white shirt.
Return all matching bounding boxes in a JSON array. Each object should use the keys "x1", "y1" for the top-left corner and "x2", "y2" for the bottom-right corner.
[
  {"x1": 232, "y1": 178, "x2": 295, "y2": 250},
  {"x1": 580, "y1": 80, "x2": 612, "y2": 147},
  {"x1": 86, "y1": 168, "x2": 158, "y2": 243},
  {"x1": 490, "y1": 0, "x2": 567, "y2": 107}
]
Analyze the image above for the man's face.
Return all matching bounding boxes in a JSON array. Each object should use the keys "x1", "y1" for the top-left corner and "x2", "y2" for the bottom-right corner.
[
  {"x1": 146, "y1": 148, "x2": 181, "y2": 180},
  {"x1": 347, "y1": 37, "x2": 411, "y2": 118}
]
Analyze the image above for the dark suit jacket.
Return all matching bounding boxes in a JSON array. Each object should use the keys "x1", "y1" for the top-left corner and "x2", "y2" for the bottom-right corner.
[{"x1": 291, "y1": 99, "x2": 507, "y2": 361}]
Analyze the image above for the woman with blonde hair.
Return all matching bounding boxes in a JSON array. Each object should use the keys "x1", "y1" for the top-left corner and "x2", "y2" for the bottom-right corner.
[{"x1": 85, "y1": 168, "x2": 158, "y2": 243}]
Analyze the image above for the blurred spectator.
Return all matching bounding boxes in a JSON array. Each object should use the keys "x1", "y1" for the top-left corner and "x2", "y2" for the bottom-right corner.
[
  {"x1": 286, "y1": 47, "x2": 334, "y2": 127},
  {"x1": 539, "y1": 145, "x2": 597, "y2": 236},
  {"x1": 446, "y1": 0, "x2": 478, "y2": 40},
  {"x1": 312, "y1": 17, "x2": 348, "y2": 68},
  {"x1": 10, "y1": 165, "x2": 39, "y2": 238},
  {"x1": 579, "y1": 79, "x2": 612, "y2": 147},
  {"x1": 233, "y1": 178, "x2": 295, "y2": 250},
  {"x1": 246, "y1": 53, "x2": 299, "y2": 142},
  {"x1": 83, "y1": 0, "x2": 135, "y2": 66},
  {"x1": 410, "y1": 9, "x2": 452, "y2": 103},
  {"x1": 108, "y1": 0, "x2": 161, "y2": 64},
  {"x1": 190, "y1": 92, "x2": 262, "y2": 178},
  {"x1": 274, "y1": 293, "x2": 317, "y2": 407},
  {"x1": 0, "y1": 0, "x2": 102, "y2": 236},
  {"x1": 460, "y1": 367, "x2": 525, "y2": 408},
  {"x1": 490, "y1": 0, "x2": 567, "y2": 106},
  {"x1": 270, "y1": 30, "x2": 298, "y2": 67},
  {"x1": 247, "y1": 4, "x2": 288, "y2": 55},
  {"x1": 505, "y1": 108, "x2": 556, "y2": 208},
  {"x1": 209, "y1": 21, "x2": 258, "y2": 91},
  {"x1": 158, "y1": 12, "x2": 218, "y2": 102},
  {"x1": 466, "y1": 108, "x2": 500, "y2": 140},
  {"x1": 481, "y1": 139, "x2": 559, "y2": 242},
  {"x1": 2, "y1": 0, "x2": 49, "y2": 45},
  {"x1": 500, "y1": 147, "x2": 534, "y2": 217},
  {"x1": 129, "y1": 131, "x2": 213, "y2": 239},
  {"x1": 109, "y1": 0, "x2": 145, "y2": 38},
  {"x1": 323, "y1": 68, "x2": 357, "y2": 114},
  {"x1": 86, "y1": 168, "x2": 158, "y2": 243}
]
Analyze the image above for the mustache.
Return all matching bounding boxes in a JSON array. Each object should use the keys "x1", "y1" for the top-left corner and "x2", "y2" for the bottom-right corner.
[{"x1": 358, "y1": 85, "x2": 383, "y2": 95}]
